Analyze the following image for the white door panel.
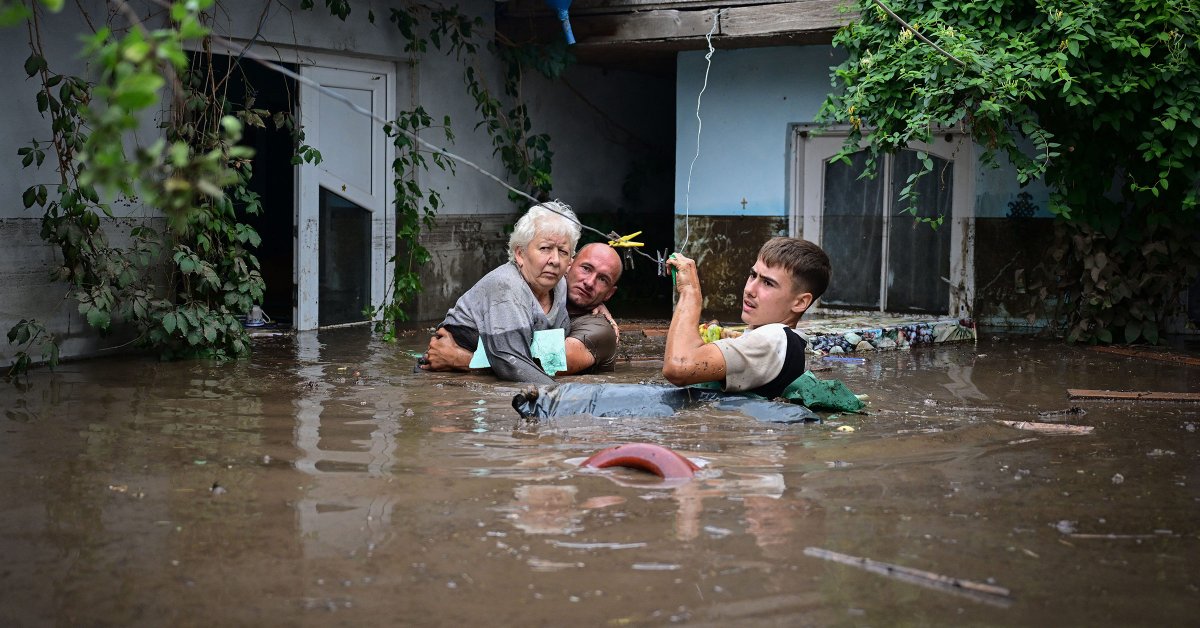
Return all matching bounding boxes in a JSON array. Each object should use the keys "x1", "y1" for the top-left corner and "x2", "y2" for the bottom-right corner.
[{"x1": 296, "y1": 62, "x2": 394, "y2": 330}]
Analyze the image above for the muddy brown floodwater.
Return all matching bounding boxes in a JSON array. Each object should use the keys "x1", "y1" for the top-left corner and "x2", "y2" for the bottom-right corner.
[{"x1": 1, "y1": 328, "x2": 1197, "y2": 626}]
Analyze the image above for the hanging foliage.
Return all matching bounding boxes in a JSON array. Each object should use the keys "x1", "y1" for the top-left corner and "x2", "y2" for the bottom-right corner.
[
  {"x1": 820, "y1": 0, "x2": 1200, "y2": 343},
  {"x1": 7, "y1": 0, "x2": 571, "y2": 372}
]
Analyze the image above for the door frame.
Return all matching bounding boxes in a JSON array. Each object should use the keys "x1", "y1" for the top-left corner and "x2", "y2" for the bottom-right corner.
[
  {"x1": 787, "y1": 125, "x2": 976, "y2": 317},
  {"x1": 295, "y1": 54, "x2": 397, "y2": 331}
]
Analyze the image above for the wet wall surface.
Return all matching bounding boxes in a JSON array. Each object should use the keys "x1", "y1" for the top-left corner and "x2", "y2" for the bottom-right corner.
[{"x1": 1, "y1": 329, "x2": 1197, "y2": 626}]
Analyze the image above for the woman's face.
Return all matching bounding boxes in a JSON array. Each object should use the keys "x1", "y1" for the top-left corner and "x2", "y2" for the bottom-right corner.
[{"x1": 515, "y1": 231, "x2": 572, "y2": 296}]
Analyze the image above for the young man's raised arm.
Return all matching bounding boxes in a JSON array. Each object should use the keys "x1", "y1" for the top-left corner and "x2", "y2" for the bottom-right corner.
[{"x1": 662, "y1": 253, "x2": 727, "y2": 386}]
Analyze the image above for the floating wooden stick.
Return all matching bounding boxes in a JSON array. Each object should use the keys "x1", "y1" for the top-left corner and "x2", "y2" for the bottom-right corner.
[
  {"x1": 998, "y1": 420, "x2": 1094, "y2": 435},
  {"x1": 803, "y1": 547, "x2": 1012, "y2": 607},
  {"x1": 1067, "y1": 389, "x2": 1200, "y2": 402},
  {"x1": 1088, "y1": 345, "x2": 1200, "y2": 367},
  {"x1": 1069, "y1": 533, "x2": 1158, "y2": 540}
]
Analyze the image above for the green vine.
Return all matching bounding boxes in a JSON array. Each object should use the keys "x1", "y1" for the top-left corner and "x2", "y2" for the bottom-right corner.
[
  {"x1": 7, "y1": 0, "x2": 269, "y2": 374},
  {"x1": 819, "y1": 0, "x2": 1200, "y2": 344},
  {"x1": 350, "y1": 3, "x2": 570, "y2": 336},
  {"x1": 7, "y1": 0, "x2": 572, "y2": 372},
  {"x1": 367, "y1": 107, "x2": 452, "y2": 339}
]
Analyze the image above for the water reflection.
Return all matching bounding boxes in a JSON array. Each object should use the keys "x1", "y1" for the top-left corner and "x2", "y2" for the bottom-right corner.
[
  {"x1": 486, "y1": 435, "x2": 813, "y2": 558},
  {"x1": 941, "y1": 363, "x2": 987, "y2": 401},
  {"x1": 2, "y1": 330, "x2": 1196, "y2": 625},
  {"x1": 502, "y1": 485, "x2": 585, "y2": 535},
  {"x1": 293, "y1": 332, "x2": 399, "y2": 558}
]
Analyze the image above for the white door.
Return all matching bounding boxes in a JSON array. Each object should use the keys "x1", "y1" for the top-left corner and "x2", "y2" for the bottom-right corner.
[
  {"x1": 790, "y1": 128, "x2": 975, "y2": 316},
  {"x1": 296, "y1": 61, "x2": 394, "y2": 330}
]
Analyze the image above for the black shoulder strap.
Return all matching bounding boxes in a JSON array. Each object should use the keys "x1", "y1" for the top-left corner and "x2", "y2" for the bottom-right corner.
[{"x1": 752, "y1": 327, "x2": 808, "y2": 399}]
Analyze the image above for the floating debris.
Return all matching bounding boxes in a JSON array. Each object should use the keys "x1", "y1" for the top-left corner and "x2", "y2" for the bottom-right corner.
[
  {"x1": 550, "y1": 541, "x2": 647, "y2": 550},
  {"x1": 1067, "y1": 389, "x2": 1200, "y2": 402},
  {"x1": 803, "y1": 547, "x2": 1011, "y2": 607},
  {"x1": 1055, "y1": 520, "x2": 1077, "y2": 534},
  {"x1": 527, "y1": 557, "x2": 584, "y2": 572},
  {"x1": 1037, "y1": 406, "x2": 1087, "y2": 418},
  {"x1": 631, "y1": 563, "x2": 681, "y2": 571},
  {"x1": 998, "y1": 420, "x2": 1093, "y2": 435}
]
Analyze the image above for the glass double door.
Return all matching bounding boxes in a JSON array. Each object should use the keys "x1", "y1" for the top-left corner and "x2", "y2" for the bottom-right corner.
[{"x1": 793, "y1": 131, "x2": 973, "y2": 315}]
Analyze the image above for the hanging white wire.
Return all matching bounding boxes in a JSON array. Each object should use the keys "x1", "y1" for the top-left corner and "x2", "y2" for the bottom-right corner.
[{"x1": 681, "y1": 9, "x2": 725, "y2": 254}]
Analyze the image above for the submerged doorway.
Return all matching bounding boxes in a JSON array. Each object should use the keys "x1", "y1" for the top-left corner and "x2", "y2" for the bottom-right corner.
[
  {"x1": 191, "y1": 53, "x2": 395, "y2": 331},
  {"x1": 193, "y1": 53, "x2": 298, "y2": 327}
]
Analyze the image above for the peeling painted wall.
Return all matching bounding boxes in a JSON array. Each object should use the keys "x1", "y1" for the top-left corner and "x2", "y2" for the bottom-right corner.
[
  {"x1": 674, "y1": 215, "x2": 787, "y2": 321},
  {"x1": 675, "y1": 45, "x2": 843, "y2": 218},
  {"x1": 0, "y1": 217, "x2": 165, "y2": 364},
  {"x1": 410, "y1": 214, "x2": 514, "y2": 322}
]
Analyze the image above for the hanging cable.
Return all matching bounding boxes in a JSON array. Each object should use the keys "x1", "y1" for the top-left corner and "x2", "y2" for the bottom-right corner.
[{"x1": 681, "y1": 9, "x2": 724, "y2": 254}]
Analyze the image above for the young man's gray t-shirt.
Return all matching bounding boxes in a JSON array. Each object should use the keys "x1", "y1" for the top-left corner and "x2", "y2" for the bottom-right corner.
[
  {"x1": 711, "y1": 323, "x2": 806, "y2": 396},
  {"x1": 439, "y1": 262, "x2": 568, "y2": 385}
]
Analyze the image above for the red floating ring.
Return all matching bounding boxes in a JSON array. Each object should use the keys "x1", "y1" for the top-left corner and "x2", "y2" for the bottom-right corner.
[{"x1": 580, "y1": 443, "x2": 700, "y2": 480}]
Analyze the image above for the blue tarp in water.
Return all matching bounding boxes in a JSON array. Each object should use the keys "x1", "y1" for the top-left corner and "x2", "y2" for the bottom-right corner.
[{"x1": 512, "y1": 383, "x2": 820, "y2": 424}]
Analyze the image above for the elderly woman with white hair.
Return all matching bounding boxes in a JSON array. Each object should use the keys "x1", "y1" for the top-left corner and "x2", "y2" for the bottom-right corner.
[{"x1": 426, "y1": 201, "x2": 581, "y2": 384}]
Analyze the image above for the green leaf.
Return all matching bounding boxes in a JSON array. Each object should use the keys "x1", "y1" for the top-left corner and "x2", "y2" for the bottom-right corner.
[
  {"x1": 113, "y1": 73, "x2": 165, "y2": 110},
  {"x1": 85, "y1": 307, "x2": 110, "y2": 330},
  {"x1": 10, "y1": 321, "x2": 31, "y2": 345},
  {"x1": 1144, "y1": 321, "x2": 1159, "y2": 345},
  {"x1": 0, "y1": 4, "x2": 33, "y2": 27},
  {"x1": 178, "y1": 16, "x2": 209, "y2": 39},
  {"x1": 1123, "y1": 320, "x2": 1141, "y2": 344},
  {"x1": 122, "y1": 41, "x2": 150, "y2": 64},
  {"x1": 23, "y1": 53, "x2": 45, "y2": 77},
  {"x1": 162, "y1": 312, "x2": 177, "y2": 334}
]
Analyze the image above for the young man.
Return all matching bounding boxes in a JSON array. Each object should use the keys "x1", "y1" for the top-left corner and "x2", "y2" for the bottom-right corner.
[
  {"x1": 421, "y1": 242, "x2": 624, "y2": 375},
  {"x1": 663, "y1": 237, "x2": 830, "y2": 398}
]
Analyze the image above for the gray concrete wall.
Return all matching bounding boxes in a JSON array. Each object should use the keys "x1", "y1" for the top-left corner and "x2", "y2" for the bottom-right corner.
[
  {"x1": 1, "y1": 1, "x2": 167, "y2": 364},
  {"x1": 1, "y1": 0, "x2": 669, "y2": 362}
]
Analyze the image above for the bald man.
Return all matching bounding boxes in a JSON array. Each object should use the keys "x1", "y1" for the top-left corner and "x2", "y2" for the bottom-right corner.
[{"x1": 421, "y1": 242, "x2": 623, "y2": 375}]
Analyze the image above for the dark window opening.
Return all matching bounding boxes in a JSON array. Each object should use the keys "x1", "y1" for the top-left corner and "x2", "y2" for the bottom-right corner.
[{"x1": 318, "y1": 188, "x2": 371, "y2": 325}]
